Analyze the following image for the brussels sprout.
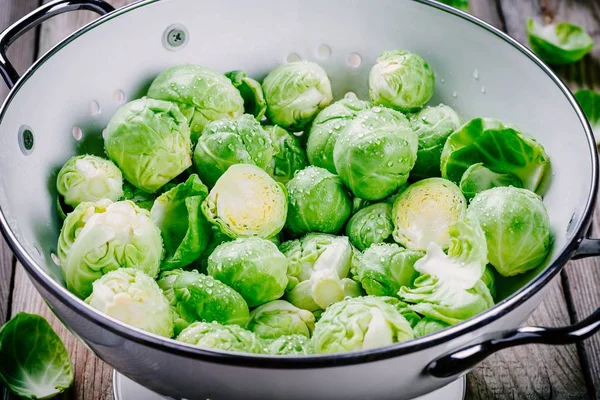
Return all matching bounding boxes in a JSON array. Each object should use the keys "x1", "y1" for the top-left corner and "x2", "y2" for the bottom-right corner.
[
  {"x1": 354, "y1": 243, "x2": 422, "y2": 297},
  {"x1": 527, "y1": 19, "x2": 594, "y2": 65},
  {"x1": 333, "y1": 107, "x2": 418, "y2": 200},
  {"x1": 285, "y1": 166, "x2": 351, "y2": 235},
  {"x1": 399, "y1": 274, "x2": 494, "y2": 325},
  {"x1": 306, "y1": 98, "x2": 372, "y2": 173},
  {"x1": 441, "y1": 118, "x2": 549, "y2": 193},
  {"x1": 459, "y1": 163, "x2": 522, "y2": 201},
  {"x1": 104, "y1": 98, "x2": 192, "y2": 193},
  {"x1": 467, "y1": 187, "x2": 551, "y2": 277},
  {"x1": 413, "y1": 317, "x2": 450, "y2": 338},
  {"x1": 574, "y1": 90, "x2": 600, "y2": 143},
  {"x1": 392, "y1": 178, "x2": 467, "y2": 252},
  {"x1": 177, "y1": 321, "x2": 262, "y2": 354},
  {"x1": 208, "y1": 237, "x2": 289, "y2": 307},
  {"x1": 246, "y1": 300, "x2": 315, "y2": 339},
  {"x1": 265, "y1": 125, "x2": 308, "y2": 184},
  {"x1": 346, "y1": 203, "x2": 394, "y2": 251},
  {"x1": 0, "y1": 313, "x2": 73, "y2": 400},
  {"x1": 56, "y1": 155, "x2": 123, "y2": 207},
  {"x1": 147, "y1": 64, "x2": 244, "y2": 141},
  {"x1": 282, "y1": 234, "x2": 353, "y2": 311},
  {"x1": 202, "y1": 164, "x2": 287, "y2": 238},
  {"x1": 481, "y1": 265, "x2": 496, "y2": 300},
  {"x1": 57, "y1": 200, "x2": 163, "y2": 299},
  {"x1": 369, "y1": 50, "x2": 435, "y2": 112},
  {"x1": 409, "y1": 105, "x2": 462, "y2": 180},
  {"x1": 86, "y1": 268, "x2": 173, "y2": 337},
  {"x1": 351, "y1": 197, "x2": 372, "y2": 215},
  {"x1": 151, "y1": 174, "x2": 210, "y2": 271},
  {"x1": 225, "y1": 70, "x2": 266, "y2": 120},
  {"x1": 263, "y1": 62, "x2": 333, "y2": 131},
  {"x1": 265, "y1": 334, "x2": 314, "y2": 355},
  {"x1": 312, "y1": 296, "x2": 414, "y2": 354},
  {"x1": 157, "y1": 270, "x2": 250, "y2": 333},
  {"x1": 193, "y1": 115, "x2": 273, "y2": 186}
]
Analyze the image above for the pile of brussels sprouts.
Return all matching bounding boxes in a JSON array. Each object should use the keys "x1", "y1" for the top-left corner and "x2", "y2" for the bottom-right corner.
[{"x1": 54, "y1": 49, "x2": 552, "y2": 356}]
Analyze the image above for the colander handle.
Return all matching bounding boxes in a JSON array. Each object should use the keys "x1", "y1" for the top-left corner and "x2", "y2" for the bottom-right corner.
[
  {"x1": 0, "y1": 0, "x2": 115, "y2": 88},
  {"x1": 427, "y1": 236, "x2": 600, "y2": 378}
]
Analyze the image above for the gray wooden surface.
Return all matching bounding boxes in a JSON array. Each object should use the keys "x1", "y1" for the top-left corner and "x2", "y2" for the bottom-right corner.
[{"x1": 0, "y1": 0, "x2": 599, "y2": 399}]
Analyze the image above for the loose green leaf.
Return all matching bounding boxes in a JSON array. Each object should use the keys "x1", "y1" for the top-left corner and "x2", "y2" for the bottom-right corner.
[
  {"x1": 574, "y1": 89, "x2": 600, "y2": 144},
  {"x1": 527, "y1": 19, "x2": 594, "y2": 65}
]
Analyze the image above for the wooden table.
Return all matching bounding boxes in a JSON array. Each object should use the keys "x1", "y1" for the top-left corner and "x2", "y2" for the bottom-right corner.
[{"x1": 0, "y1": 0, "x2": 599, "y2": 399}]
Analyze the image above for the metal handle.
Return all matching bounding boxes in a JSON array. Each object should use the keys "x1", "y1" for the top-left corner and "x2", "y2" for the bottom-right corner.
[
  {"x1": 427, "y1": 236, "x2": 600, "y2": 378},
  {"x1": 0, "y1": 0, "x2": 115, "y2": 88}
]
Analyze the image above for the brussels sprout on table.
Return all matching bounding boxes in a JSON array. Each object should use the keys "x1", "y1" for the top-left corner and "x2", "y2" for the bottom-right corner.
[
  {"x1": 574, "y1": 89, "x2": 600, "y2": 143},
  {"x1": 246, "y1": 300, "x2": 315, "y2": 339},
  {"x1": 57, "y1": 199, "x2": 163, "y2": 299},
  {"x1": 354, "y1": 243, "x2": 422, "y2": 297},
  {"x1": 369, "y1": 50, "x2": 435, "y2": 112},
  {"x1": 202, "y1": 164, "x2": 287, "y2": 239},
  {"x1": 459, "y1": 162, "x2": 523, "y2": 200},
  {"x1": 225, "y1": 70, "x2": 266, "y2": 120},
  {"x1": 56, "y1": 155, "x2": 123, "y2": 207},
  {"x1": 409, "y1": 105, "x2": 462, "y2": 180},
  {"x1": 441, "y1": 118, "x2": 549, "y2": 193},
  {"x1": 526, "y1": 19, "x2": 594, "y2": 65},
  {"x1": 263, "y1": 61, "x2": 333, "y2": 131},
  {"x1": 147, "y1": 64, "x2": 244, "y2": 141},
  {"x1": 346, "y1": 203, "x2": 394, "y2": 251},
  {"x1": 467, "y1": 186, "x2": 551, "y2": 277},
  {"x1": 392, "y1": 178, "x2": 467, "y2": 252},
  {"x1": 285, "y1": 166, "x2": 352, "y2": 235},
  {"x1": 312, "y1": 296, "x2": 414, "y2": 354},
  {"x1": 333, "y1": 107, "x2": 418, "y2": 201},
  {"x1": 177, "y1": 321, "x2": 262, "y2": 354},
  {"x1": 151, "y1": 174, "x2": 210, "y2": 271},
  {"x1": 193, "y1": 114, "x2": 273, "y2": 186},
  {"x1": 265, "y1": 334, "x2": 314, "y2": 355},
  {"x1": 413, "y1": 317, "x2": 450, "y2": 338},
  {"x1": 104, "y1": 98, "x2": 192, "y2": 193},
  {"x1": 306, "y1": 98, "x2": 372, "y2": 174},
  {"x1": 265, "y1": 125, "x2": 308, "y2": 184},
  {"x1": 86, "y1": 268, "x2": 174, "y2": 337}
]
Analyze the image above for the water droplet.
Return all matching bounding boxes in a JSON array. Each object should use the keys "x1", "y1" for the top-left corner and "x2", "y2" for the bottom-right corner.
[
  {"x1": 473, "y1": 69, "x2": 479, "y2": 80},
  {"x1": 452, "y1": 92, "x2": 458, "y2": 98},
  {"x1": 481, "y1": 86, "x2": 486, "y2": 94}
]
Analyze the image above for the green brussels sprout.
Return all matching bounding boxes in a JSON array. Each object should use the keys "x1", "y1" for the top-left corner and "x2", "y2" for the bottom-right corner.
[
  {"x1": 147, "y1": 64, "x2": 244, "y2": 141},
  {"x1": 246, "y1": 300, "x2": 315, "y2": 339},
  {"x1": 0, "y1": 313, "x2": 73, "y2": 399},
  {"x1": 527, "y1": 19, "x2": 594, "y2": 65},
  {"x1": 440, "y1": 118, "x2": 550, "y2": 193},
  {"x1": 351, "y1": 197, "x2": 372, "y2": 215},
  {"x1": 263, "y1": 62, "x2": 333, "y2": 131},
  {"x1": 193, "y1": 115, "x2": 274, "y2": 186},
  {"x1": 104, "y1": 98, "x2": 192, "y2": 193},
  {"x1": 225, "y1": 70, "x2": 266, "y2": 120},
  {"x1": 151, "y1": 174, "x2": 210, "y2": 271},
  {"x1": 202, "y1": 164, "x2": 287, "y2": 238},
  {"x1": 409, "y1": 105, "x2": 462, "y2": 180},
  {"x1": 392, "y1": 178, "x2": 467, "y2": 252},
  {"x1": 157, "y1": 270, "x2": 250, "y2": 334},
  {"x1": 481, "y1": 265, "x2": 496, "y2": 300},
  {"x1": 354, "y1": 243, "x2": 422, "y2": 297},
  {"x1": 312, "y1": 296, "x2": 414, "y2": 354},
  {"x1": 346, "y1": 203, "x2": 394, "y2": 251},
  {"x1": 208, "y1": 237, "x2": 289, "y2": 307},
  {"x1": 285, "y1": 166, "x2": 351, "y2": 235},
  {"x1": 306, "y1": 98, "x2": 372, "y2": 174},
  {"x1": 281, "y1": 234, "x2": 354, "y2": 311},
  {"x1": 265, "y1": 334, "x2": 314, "y2": 355},
  {"x1": 413, "y1": 317, "x2": 450, "y2": 338},
  {"x1": 57, "y1": 200, "x2": 163, "y2": 299},
  {"x1": 574, "y1": 90, "x2": 600, "y2": 144},
  {"x1": 467, "y1": 187, "x2": 551, "y2": 277},
  {"x1": 264, "y1": 125, "x2": 308, "y2": 184},
  {"x1": 177, "y1": 321, "x2": 262, "y2": 354},
  {"x1": 333, "y1": 107, "x2": 418, "y2": 200},
  {"x1": 56, "y1": 155, "x2": 123, "y2": 207},
  {"x1": 369, "y1": 50, "x2": 435, "y2": 112},
  {"x1": 459, "y1": 163, "x2": 523, "y2": 201},
  {"x1": 399, "y1": 274, "x2": 494, "y2": 325},
  {"x1": 86, "y1": 268, "x2": 173, "y2": 337}
]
